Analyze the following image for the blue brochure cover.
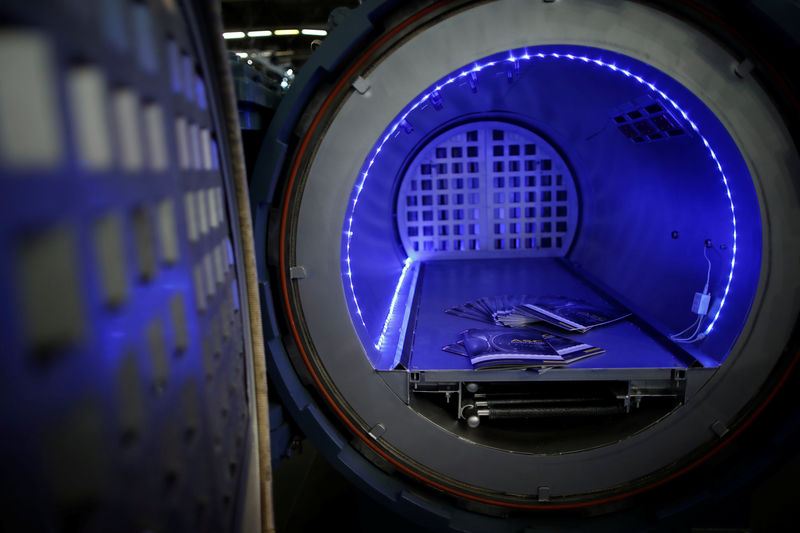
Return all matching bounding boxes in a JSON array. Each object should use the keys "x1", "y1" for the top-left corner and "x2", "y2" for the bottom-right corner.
[
  {"x1": 458, "y1": 328, "x2": 561, "y2": 369},
  {"x1": 441, "y1": 327, "x2": 605, "y2": 369},
  {"x1": 514, "y1": 296, "x2": 630, "y2": 332}
]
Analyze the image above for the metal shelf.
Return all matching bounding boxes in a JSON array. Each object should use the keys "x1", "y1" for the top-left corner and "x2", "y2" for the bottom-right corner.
[{"x1": 396, "y1": 257, "x2": 696, "y2": 374}]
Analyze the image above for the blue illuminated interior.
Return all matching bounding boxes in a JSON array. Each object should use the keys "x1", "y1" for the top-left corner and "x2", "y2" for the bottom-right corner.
[{"x1": 341, "y1": 45, "x2": 761, "y2": 371}]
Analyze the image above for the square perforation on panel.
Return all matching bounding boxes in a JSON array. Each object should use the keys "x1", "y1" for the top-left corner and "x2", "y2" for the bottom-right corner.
[
  {"x1": 0, "y1": 3, "x2": 252, "y2": 531},
  {"x1": 396, "y1": 121, "x2": 578, "y2": 259}
]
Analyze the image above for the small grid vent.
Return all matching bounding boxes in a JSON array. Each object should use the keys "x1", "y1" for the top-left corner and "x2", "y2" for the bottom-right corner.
[
  {"x1": 613, "y1": 96, "x2": 687, "y2": 144},
  {"x1": 396, "y1": 121, "x2": 578, "y2": 259}
]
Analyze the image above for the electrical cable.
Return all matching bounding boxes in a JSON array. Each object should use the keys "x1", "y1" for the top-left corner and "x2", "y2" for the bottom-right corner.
[
  {"x1": 210, "y1": 4, "x2": 275, "y2": 530},
  {"x1": 673, "y1": 317, "x2": 706, "y2": 343},
  {"x1": 671, "y1": 244, "x2": 712, "y2": 343},
  {"x1": 671, "y1": 316, "x2": 702, "y2": 340}
]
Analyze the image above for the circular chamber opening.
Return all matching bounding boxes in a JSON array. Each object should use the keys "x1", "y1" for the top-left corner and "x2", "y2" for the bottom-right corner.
[
  {"x1": 341, "y1": 46, "x2": 761, "y2": 452},
  {"x1": 345, "y1": 46, "x2": 761, "y2": 373},
  {"x1": 276, "y1": 0, "x2": 800, "y2": 510}
]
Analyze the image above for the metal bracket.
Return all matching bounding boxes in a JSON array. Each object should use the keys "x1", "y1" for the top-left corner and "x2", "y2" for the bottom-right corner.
[
  {"x1": 368, "y1": 423, "x2": 386, "y2": 439},
  {"x1": 352, "y1": 75, "x2": 371, "y2": 95},
  {"x1": 538, "y1": 486, "x2": 551, "y2": 502},
  {"x1": 711, "y1": 420, "x2": 729, "y2": 438},
  {"x1": 733, "y1": 58, "x2": 754, "y2": 79},
  {"x1": 289, "y1": 265, "x2": 306, "y2": 279}
]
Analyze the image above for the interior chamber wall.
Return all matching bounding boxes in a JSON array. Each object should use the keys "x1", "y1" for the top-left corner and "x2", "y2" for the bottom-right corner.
[{"x1": 342, "y1": 46, "x2": 762, "y2": 369}]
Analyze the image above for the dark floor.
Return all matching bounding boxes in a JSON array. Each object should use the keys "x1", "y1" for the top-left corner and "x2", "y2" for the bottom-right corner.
[
  {"x1": 271, "y1": 438, "x2": 434, "y2": 533},
  {"x1": 270, "y1": 434, "x2": 800, "y2": 533}
]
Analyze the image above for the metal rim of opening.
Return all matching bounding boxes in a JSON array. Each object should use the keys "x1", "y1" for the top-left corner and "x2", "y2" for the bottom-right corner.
[{"x1": 276, "y1": 0, "x2": 800, "y2": 510}]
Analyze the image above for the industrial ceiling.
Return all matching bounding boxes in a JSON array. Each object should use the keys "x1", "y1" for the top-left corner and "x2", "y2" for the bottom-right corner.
[{"x1": 221, "y1": 0, "x2": 360, "y2": 66}]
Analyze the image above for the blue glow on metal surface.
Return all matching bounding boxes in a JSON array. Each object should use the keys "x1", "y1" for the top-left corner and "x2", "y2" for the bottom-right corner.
[
  {"x1": 344, "y1": 47, "x2": 738, "y2": 343},
  {"x1": 375, "y1": 257, "x2": 414, "y2": 351}
]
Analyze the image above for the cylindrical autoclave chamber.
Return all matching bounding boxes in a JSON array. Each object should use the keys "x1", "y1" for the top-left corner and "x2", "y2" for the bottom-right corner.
[{"x1": 251, "y1": 0, "x2": 800, "y2": 528}]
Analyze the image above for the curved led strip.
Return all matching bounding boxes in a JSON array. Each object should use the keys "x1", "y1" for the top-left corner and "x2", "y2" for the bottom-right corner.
[
  {"x1": 375, "y1": 257, "x2": 413, "y2": 351},
  {"x1": 345, "y1": 49, "x2": 737, "y2": 348}
]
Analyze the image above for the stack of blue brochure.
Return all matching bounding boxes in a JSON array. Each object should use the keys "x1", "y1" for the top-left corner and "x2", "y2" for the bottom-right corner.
[
  {"x1": 445, "y1": 295, "x2": 629, "y2": 332},
  {"x1": 443, "y1": 296, "x2": 630, "y2": 369},
  {"x1": 443, "y1": 295, "x2": 542, "y2": 327},
  {"x1": 442, "y1": 327, "x2": 604, "y2": 370},
  {"x1": 500, "y1": 296, "x2": 630, "y2": 332}
]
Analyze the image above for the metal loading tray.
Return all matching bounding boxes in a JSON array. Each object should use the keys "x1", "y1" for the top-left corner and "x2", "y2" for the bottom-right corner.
[{"x1": 395, "y1": 257, "x2": 696, "y2": 377}]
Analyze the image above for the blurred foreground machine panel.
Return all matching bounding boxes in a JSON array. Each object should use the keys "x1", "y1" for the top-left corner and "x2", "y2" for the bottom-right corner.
[{"x1": 0, "y1": 1, "x2": 270, "y2": 532}]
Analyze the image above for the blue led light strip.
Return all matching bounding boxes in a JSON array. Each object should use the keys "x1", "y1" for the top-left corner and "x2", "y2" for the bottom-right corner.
[
  {"x1": 346, "y1": 49, "x2": 737, "y2": 346},
  {"x1": 374, "y1": 257, "x2": 414, "y2": 351}
]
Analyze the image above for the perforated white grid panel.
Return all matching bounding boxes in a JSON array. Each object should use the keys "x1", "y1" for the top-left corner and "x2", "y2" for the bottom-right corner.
[{"x1": 397, "y1": 121, "x2": 578, "y2": 259}]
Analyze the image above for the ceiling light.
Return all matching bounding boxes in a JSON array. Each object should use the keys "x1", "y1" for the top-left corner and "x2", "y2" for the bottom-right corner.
[
  {"x1": 274, "y1": 29, "x2": 300, "y2": 36},
  {"x1": 247, "y1": 30, "x2": 272, "y2": 37},
  {"x1": 301, "y1": 29, "x2": 328, "y2": 36},
  {"x1": 235, "y1": 52, "x2": 248, "y2": 58},
  {"x1": 222, "y1": 31, "x2": 246, "y2": 39}
]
